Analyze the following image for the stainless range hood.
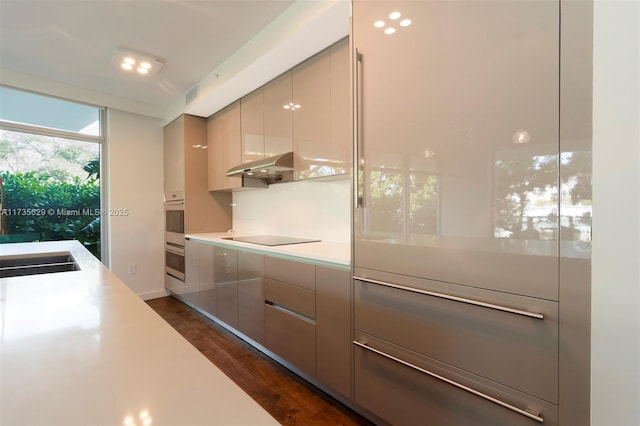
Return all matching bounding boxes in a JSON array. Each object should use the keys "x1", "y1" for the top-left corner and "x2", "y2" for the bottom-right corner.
[{"x1": 226, "y1": 151, "x2": 294, "y2": 185}]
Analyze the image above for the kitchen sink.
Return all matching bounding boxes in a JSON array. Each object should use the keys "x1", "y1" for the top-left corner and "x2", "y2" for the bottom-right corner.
[{"x1": 0, "y1": 251, "x2": 80, "y2": 278}]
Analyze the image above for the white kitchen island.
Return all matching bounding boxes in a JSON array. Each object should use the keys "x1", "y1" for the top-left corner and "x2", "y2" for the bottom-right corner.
[{"x1": 0, "y1": 240, "x2": 278, "y2": 426}]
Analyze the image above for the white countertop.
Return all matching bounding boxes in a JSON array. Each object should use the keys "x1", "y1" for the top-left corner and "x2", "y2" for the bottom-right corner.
[
  {"x1": 186, "y1": 232, "x2": 351, "y2": 269},
  {"x1": 0, "y1": 240, "x2": 278, "y2": 426}
]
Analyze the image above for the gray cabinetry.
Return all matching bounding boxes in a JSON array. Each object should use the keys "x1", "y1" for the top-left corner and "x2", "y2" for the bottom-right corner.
[
  {"x1": 352, "y1": 0, "x2": 591, "y2": 423},
  {"x1": 353, "y1": 333, "x2": 559, "y2": 426},
  {"x1": 293, "y1": 38, "x2": 350, "y2": 179},
  {"x1": 263, "y1": 257, "x2": 316, "y2": 377},
  {"x1": 263, "y1": 72, "x2": 293, "y2": 157},
  {"x1": 214, "y1": 245, "x2": 239, "y2": 328},
  {"x1": 183, "y1": 239, "x2": 199, "y2": 306},
  {"x1": 353, "y1": 0, "x2": 560, "y2": 300},
  {"x1": 354, "y1": 274, "x2": 558, "y2": 404},
  {"x1": 198, "y1": 242, "x2": 216, "y2": 316},
  {"x1": 316, "y1": 266, "x2": 352, "y2": 398},
  {"x1": 207, "y1": 102, "x2": 242, "y2": 191},
  {"x1": 163, "y1": 116, "x2": 185, "y2": 201},
  {"x1": 240, "y1": 89, "x2": 265, "y2": 163},
  {"x1": 238, "y1": 251, "x2": 265, "y2": 344}
]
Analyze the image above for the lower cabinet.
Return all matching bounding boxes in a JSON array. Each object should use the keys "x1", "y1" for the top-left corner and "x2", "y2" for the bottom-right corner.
[
  {"x1": 265, "y1": 303, "x2": 316, "y2": 377},
  {"x1": 183, "y1": 239, "x2": 200, "y2": 306},
  {"x1": 353, "y1": 333, "x2": 559, "y2": 426},
  {"x1": 179, "y1": 240, "x2": 352, "y2": 405},
  {"x1": 264, "y1": 257, "x2": 317, "y2": 377},
  {"x1": 238, "y1": 251, "x2": 265, "y2": 344},
  {"x1": 353, "y1": 272, "x2": 560, "y2": 425},
  {"x1": 316, "y1": 266, "x2": 352, "y2": 398},
  {"x1": 214, "y1": 246, "x2": 238, "y2": 328}
]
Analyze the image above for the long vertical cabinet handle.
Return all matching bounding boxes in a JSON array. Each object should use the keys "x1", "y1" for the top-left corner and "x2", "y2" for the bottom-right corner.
[
  {"x1": 353, "y1": 48, "x2": 364, "y2": 208},
  {"x1": 353, "y1": 341, "x2": 545, "y2": 424}
]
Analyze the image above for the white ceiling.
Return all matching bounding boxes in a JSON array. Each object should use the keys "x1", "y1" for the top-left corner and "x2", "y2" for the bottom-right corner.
[{"x1": 0, "y1": 0, "x2": 297, "y2": 118}]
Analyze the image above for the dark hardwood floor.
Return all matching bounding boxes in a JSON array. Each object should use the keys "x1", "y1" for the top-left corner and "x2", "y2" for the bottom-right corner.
[{"x1": 147, "y1": 296, "x2": 374, "y2": 426}]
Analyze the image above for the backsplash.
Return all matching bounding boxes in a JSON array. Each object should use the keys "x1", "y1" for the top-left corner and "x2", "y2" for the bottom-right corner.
[{"x1": 231, "y1": 178, "x2": 350, "y2": 243}]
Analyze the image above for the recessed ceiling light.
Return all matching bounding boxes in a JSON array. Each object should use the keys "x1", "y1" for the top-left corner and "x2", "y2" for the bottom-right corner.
[
  {"x1": 374, "y1": 20, "x2": 385, "y2": 28},
  {"x1": 400, "y1": 19, "x2": 412, "y2": 27},
  {"x1": 112, "y1": 48, "x2": 163, "y2": 76},
  {"x1": 384, "y1": 27, "x2": 396, "y2": 35},
  {"x1": 389, "y1": 11, "x2": 401, "y2": 20}
]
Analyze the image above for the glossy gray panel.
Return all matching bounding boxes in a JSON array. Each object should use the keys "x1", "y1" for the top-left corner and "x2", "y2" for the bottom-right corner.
[
  {"x1": 316, "y1": 266, "x2": 352, "y2": 398},
  {"x1": 265, "y1": 304, "x2": 316, "y2": 377},
  {"x1": 238, "y1": 251, "x2": 265, "y2": 344},
  {"x1": 354, "y1": 276, "x2": 559, "y2": 403},
  {"x1": 264, "y1": 256, "x2": 315, "y2": 291},
  {"x1": 215, "y1": 246, "x2": 238, "y2": 328},
  {"x1": 558, "y1": 0, "x2": 593, "y2": 424},
  {"x1": 353, "y1": 0, "x2": 560, "y2": 299},
  {"x1": 354, "y1": 333, "x2": 559, "y2": 426},
  {"x1": 264, "y1": 278, "x2": 315, "y2": 319}
]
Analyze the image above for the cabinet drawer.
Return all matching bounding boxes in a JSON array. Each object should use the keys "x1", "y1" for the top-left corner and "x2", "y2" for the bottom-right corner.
[
  {"x1": 354, "y1": 335, "x2": 558, "y2": 426},
  {"x1": 354, "y1": 276, "x2": 559, "y2": 403},
  {"x1": 264, "y1": 278, "x2": 315, "y2": 319},
  {"x1": 265, "y1": 304, "x2": 315, "y2": 377},
  {"x1": 264, "y1": 256, "x2": 315, "y2": 291}
]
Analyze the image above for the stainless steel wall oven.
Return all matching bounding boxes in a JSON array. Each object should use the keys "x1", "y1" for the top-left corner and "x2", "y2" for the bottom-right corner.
[{"x1": 164, "y1": 201, "x2": 185, "y2": 282}]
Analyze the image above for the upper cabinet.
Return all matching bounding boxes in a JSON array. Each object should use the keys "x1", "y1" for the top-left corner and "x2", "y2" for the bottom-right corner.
[
  {"x1": 240, "y1": 89, "x2": 265, "y2": 163},
  {"x1": 206, "y1": 37, "x2": 351, "y2": 190},
  {"x1": 163, "y1": 116, "x2": 186, "y2": 201},
  {"x1": 163, "y1": 114, "x2": 231, "y2": 233},
  {"x1": 207, "y1": 102, "x2": 242, "y2": 192},
  {"x1": 352, "y1": 1, "x2": 561, "y2": 299},
  {"x1": 263, "y1": 71, "x2": 293, "y2": 157},
  {"x1": 293, "y1": 38, "x2": 350, "y2": 179}
]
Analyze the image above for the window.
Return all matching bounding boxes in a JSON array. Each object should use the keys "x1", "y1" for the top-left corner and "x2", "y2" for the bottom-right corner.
[{"x1": 0, "y1": 86, "x2": 105, "y2": 259}]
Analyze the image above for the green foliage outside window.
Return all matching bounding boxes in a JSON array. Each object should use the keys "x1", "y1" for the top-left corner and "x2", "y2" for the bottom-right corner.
[{"x1": 0, "y1": 171, "x2": 101, "y2": 258}]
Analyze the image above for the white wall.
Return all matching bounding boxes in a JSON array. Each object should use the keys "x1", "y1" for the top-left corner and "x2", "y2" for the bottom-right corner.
[
  {"x1": 107, "y1": 109, "x2": 166, "y2": 300},
  {"x1": 232, "y1": 178, "x2": 350, "y2": 243},
  {"x1": 592, "y1": 1, "x2": 640, "y2": 424}
]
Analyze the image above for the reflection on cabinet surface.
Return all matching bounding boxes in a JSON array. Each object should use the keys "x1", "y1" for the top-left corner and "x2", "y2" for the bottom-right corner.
[
  {"x1": 237, "y1": 251, "x2": 265, "y2": 344},
  {"x1": 353, "y1": 334, "x2": 559, "y2": 426},
  {"x1": 207, "y1": 102, "x2": 242, "y2": 191},
  {"x1": 240, "y1": 89, "x2": 265, "y2": 163},
  {"x1": 316, "y1": 266, "x2": 352, "y2": 398},
  {"x1": 352, "y1": 0, "x2": 591, "y2": 424},
  {"x1": 264, "y1": 257, "x2": 316, "y2": 377},
  {"x1": 293, "y1": 38, "x2": 350, "y2": 180},
  {"x1": 163, "y1": 116, "x2": 185, "y2": 201},
  {"x1": 263, "y1": 71, "x2": 293, "y2": 158},
  {"x1": 163, "y1": 115, "x2": 231, "y2": 232},
  {"x1": 176, "y1": 240, "x2": 353, "y2": 408},
  {"x1": 214, "y1": 245, "x2": 239, "y2": 328}
]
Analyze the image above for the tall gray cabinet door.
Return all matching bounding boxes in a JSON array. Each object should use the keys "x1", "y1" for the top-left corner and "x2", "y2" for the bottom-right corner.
[
  {"x1": 237, "y1": 251, "x2": 264, "y2": 344},
  {"x1": 352, "y1": 0, "x2": 560, "y2": 300},
  {"x1": 316, "y1": 266, "x2": 351, "y2": 399},
  {"x1": 214, "y1": 246, "x2": 238, "y2": 328},
  {"x1": 183, "y1": 239, "x2": 199, "y2": 306},
  {"x1": 198, "y1": 243, "x2": 216, "y2": 316}
]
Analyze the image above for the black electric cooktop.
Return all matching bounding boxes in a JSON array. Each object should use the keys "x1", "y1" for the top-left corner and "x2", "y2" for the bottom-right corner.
[{"x1": 222, "y1": 235, "x2": 320, "y2": 246}]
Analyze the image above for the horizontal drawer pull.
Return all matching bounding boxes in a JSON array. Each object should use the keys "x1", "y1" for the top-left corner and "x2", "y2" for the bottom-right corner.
[
  {"x1": 265, "y1": 301, "x2": 316, "y2": 324},
  {"x1": 353, "y1": 276, "x2": 544, "y2": 320},
  {"x1": 354, "y1": 341, "x2": 544, "y2": 424}
]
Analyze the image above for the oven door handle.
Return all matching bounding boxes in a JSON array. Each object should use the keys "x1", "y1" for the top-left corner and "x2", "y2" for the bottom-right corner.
[{"x1": 165, "y1": 245, "x2": 185, "y2": 256}]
